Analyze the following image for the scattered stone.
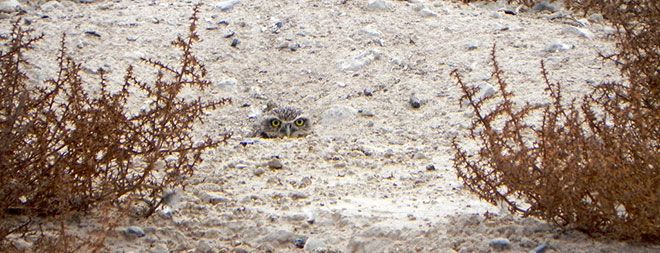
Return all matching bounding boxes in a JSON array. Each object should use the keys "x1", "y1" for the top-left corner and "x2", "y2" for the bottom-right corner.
[
  {"x1": 466, "y1": 43, "x2": 478, "y2": 51},
  {"x1": 293, "y1": 237, "x2": 307, "y2": 248},
  {"x1": 544, "y1": 42, "x2": 572, "y2": 53},
  {"x1": 290, "y1": 192, "x2": 309, "y2": 200},
  {"x1": 79, "y1": 0, "x2": 97, "y2": 3},
  {"x1": 199, "y1": 191, "x2": 229, "y2": 204},
  {"x1": 239, "y1": 139, "x2": 256, "y2": 146},
  {"x1": 575, "y1": 18, "x2": 590, "y2": 27},
  {"x1": 216, "y1": 78, "x2": 237, "y2": 90},
  {"x1": 159, "y1": 206, "x2": 174, "y2": 219},
  {"x1": 366, "y1": 0, "x2": 391, "y2": 11},
  {"x1": 223, "y1": 29, "x2": 235, "y2": 38},
  {"x1": 358, "y1": 109, "x2": 375, "y2": 117},
  {"x1": 195, "y1": 240, "x2": 214, "y2": 253},
  {"x1": 530, "y1": 243, "x2": 549, "y2": 253},
  {"x1": 339, "y1": 49, "x2": 381, "y2": 72},
  {"x1": 426, "y1": 164, "x2": 436, "y2": 171},
  {"x1": 562, "y1": 26, "x2": 594, "y2": 39},
  {"x1": 409, "y1": 95, "x2": 421, "y2": 109},
  {"x1": 230, "y1": 38, "x2": 240, "y2": 47},
  {"x1": 125, "y1": 226, "x2": 146, "y2": 238},
  {"x1": 489, "y1": 238, "x2": 511, "y2": 251},
  {"x1": 84, "y1": 31, "x2": 102, "y2": 37},
  {"x1": 363, "y1": 87, "x2": 374, "y2": 96},
  {"x1": 419, "y1": 7, "x2": 438, "y2": 17},
  {"x1": 253, "y1": 168, "x2": 265, "y2": 176},
  {"x1": 0, "y1": 0, "x2": 23, "y2": 13},
  {"x1": 532, "y1": 1, "x2": 558, "y2": 13},
  {"x1": 461, "y1": 83, "x2": 496, "y2": 106},
  {"x1": 267, "y1": 159, "x2": 283, "y2": 170},
  {"x1": 40, "y1": 1, "x2": 63, "y2": 12},
  {"x1": 216, "y1": 0, "x2": 240, "y2": 11},
  {"x1": 304, "y1": 237, "x2": 326, "y2": 252},
  {"x1": 588, "y1": 13, "x2": 604, "y2": 23},
  {"x1": 127, "y1": 36, "x2": 138, "y2": 42},
  {"x1": 322, "y1": 105, "x2": 358, "y2": 123}
]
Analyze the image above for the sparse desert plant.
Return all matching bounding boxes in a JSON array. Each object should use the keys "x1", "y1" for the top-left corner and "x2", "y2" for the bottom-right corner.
[
  {"x1": 451, "y1": 0, "x2": 658, "y2": 241},
  {"x1": 0, "y1": 4, "x2": 230, "y2": 250}
]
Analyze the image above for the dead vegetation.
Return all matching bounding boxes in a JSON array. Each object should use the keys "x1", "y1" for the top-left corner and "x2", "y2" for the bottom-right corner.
[
  {"x1": 0, "y1": 5, "x2": 230, "y2": 250},
  {"x1": 452, "y1": 0, "x2": 658, "y2": 242}
]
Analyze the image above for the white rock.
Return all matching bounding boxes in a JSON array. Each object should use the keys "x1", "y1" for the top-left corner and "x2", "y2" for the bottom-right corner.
[
  {"x1": 360, "y1": 27, "x2": 381, "y2": 37},
  {"x1": 0, "y1": 0, "x2": 22, "y2": 13},
  {"x1": 40, "y1": 1, "x2": 62, "y2": 12},
  {"x1": 216, "y1": 78, "x2": 237, "y2": 91},
  {"x1": 419, "y1": 7, "x2": 438, "y2": 17},
  {"x1": 478, "y1": 83, "x2": 496, "y2": 101},
  {"x1": 322, "y1": 106, "x2": 358, "y2": 123},
  {"x1": 545, "y1": 42, "x2": 573, "y2": 53},
  {"x1": 338, "y1": 49, "x2": 381, "y2": 72},
  {"x1": 303, "y1": 237, "x2": 326, "y2": 252},
  {"x1": 563, "y1": 26, "x2": 594, "y2": 39},
  {"x1": 366, "y1": 0, "x2": 391, "y2": 11},
  {"x1": 216, "y1": 0, "x2": 240, "y2": 11}
]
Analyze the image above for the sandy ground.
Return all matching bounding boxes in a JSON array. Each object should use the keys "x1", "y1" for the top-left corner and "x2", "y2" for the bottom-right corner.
[{"x1": 1, "y1": 0, "x2": 658, "y2": 252}]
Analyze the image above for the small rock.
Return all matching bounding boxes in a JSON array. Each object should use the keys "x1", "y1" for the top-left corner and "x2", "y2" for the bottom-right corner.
[
  {"x1": 322, "y1": 106, "x2": 358, "y2": 123},
  {"x1": 84, "y1": 31, "x2": 102, "y2": 37},
  {"x1": 366, "y1": 0, "x2": 391, "y2": 11},
  {"x1": 290, "y1": 192, "x2": 309, "y2": 200},
  {"x1": 339, "y1": 49, "x2": 381, "y2": 72},
  {"x1": 230, "y1": 38, "x2": 240, "y2": 47},
  {"x1": 575, "y1": 18, "x2": 590, "y2": 27},
  {"x1": 79, "y1": 0, "x2": 97, "y2": 3},
  {"x1": 267, "y1": 159, "x2": 283, "y2": 170},
  {"x1": 363, "y1": 87, "x2": 374, "y2": 96},
  {"x1": 409, "y1": 96, "x2": 421, "y2": 109},
  {"x1": 419, "y1": 7, "x2": 438, "y2": 17},
  {"x1": 425, "y1": 164, "x2": 436, "y2": 171},
  {"x1": 304, "y1": 237, "x2": 326, "y2": 252},
  {"x1": 358, "y1": 109, "x2": 375, "y2": 117},
  {"x1": 293, "y1": 237, "x2": 307, "y2": 248},
  {"x1": 126, "y1": 36, "x2": 138, "y2": 42},
  {"x1": 544, "y1": 42, "x2": 572, "y2": 53},
  {"x1": 489, "y1": 238, "x2": 511, "y2": 251},
  {"x1": 159, "y1": 206, "x2": 174, "y2": 219},
  {"x1": 195, "y1": 240, "x2": 214, "y2": 253},
  {"x1": 588, "y1": 13, "x2": 604, "y2": 23},
  {"x1": 223, "y1": 29, "x2": 235, "y2": 38},
  {"x1": 466, "y1": 43, "x2": 478, "y2": 51},
  {"x1": 529, "y1": 243, "x2": 549, "y2": 253},
  {"x1": 217, "y1": 78, "x2": 237, "y2": 90},
  {"x1": 0, "y1": 0, "x2": 22, "y2": 13},
  {"x1": 503, "y1": 9, "x2": 517, "y2": 15},
  {"x1": 40, "y1": 1, "x2": 62, "y2": 12},
  {"x1": 253, "y1": 168, "x2": 265, "y2": 176},
  {"x1": 532, "y1": 1, "x2": 558, "y2": 13},
  {"x1": 562, "y1": 26, "x2": 594, "y2": 39},
  {"x1": 216, "y1": 0, "x2": 240, "y2": 11},
  {"x1": 125, "y1": 226, "x2": 146, "y2": 238},
  {"x1": 199, "y1": 192, "x2": 229, "y2": 204}
]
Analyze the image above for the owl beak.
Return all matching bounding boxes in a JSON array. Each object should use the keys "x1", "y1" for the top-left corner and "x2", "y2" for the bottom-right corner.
[{"x1": 284, "y1": 124, "x2": 292, "y2": 137}]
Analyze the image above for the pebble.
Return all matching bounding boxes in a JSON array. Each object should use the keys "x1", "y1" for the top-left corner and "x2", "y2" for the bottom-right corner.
[
  {"x1": 366, "y1": 0, "x2": 391, "y2": 11},
  {"x1": 363, "y1": 87, "x2": 374, "y2": 96},
  {"x1": 462, "y1": 83, "x2": 496, "y2": 105},
  {"x1": 425, "y1": 164, "x2": 436, "y2": 171},
  {"x1": 195, "y1": 240, "x2": 214, "y2": 253},
  {"x1": 544, "y1": 42, "x2": 572, "y2": 53},
  {"x1": 466, "y1": 43, "x2": 478, "y2": 51},
  {"x1": 588, "y1": 13, "x2": 604, "y2": 23},
  {"x1": 223, "y1": 29, "x2": 235, "y2": 38},
  {"x1": 125, "y1": 226, "x2": 146, "y2": 238},
  {"x1": 40, "y1": 1, "x2": 62, "y2": 12},
  {"x1": 79, "y1": 0, "x2": 97, "y2": 3},
  {"x1": 339, "y1": 49, "x2": 381, "y2": 72},
  {"x1": 293, "y1": 237, "x2": 307, "y2": 248},
  {"x1": 216, "y1": 0, "x2": 240, "y2": 11},
  {"x1": 358, "y1": 109, "x2": 375, "y2": 117},
  {"x1": 563, "y1": 26, "x2": 594, "y2": 39},
  {"x1": 230, "y1": 38, "x2": 240, "y2": 47},
  {"x1": 419, "y1": 7, "x2": 438, "y2": 17},
  {"x1": 159, "y1": 206, "x2": 174, "y2": 219},
  {"x1": 489, "y1": 238, "x2": 511, "y2": 251},
  {"x1": 321, "y1": 106, "x2": 358, "y2": 123},
  {"x1": 267, "y1": 159, "x2": 283, "y2": 170},
  {"x1": 303, "y1": 237, "x2": 326, "y2": 252},
  {"x1": 409, "y1": 95, "x2": 421, "y2": 108},
  {"x1": 0, "y1": 0, "x2": 23, "y2": 13},
  {"x1": 253, "y1": 168, "x2": 265, "y2": 176},
  {"x1": 199, "y1": 192, "x2": 229, "y2": 204},
  {"x1": 532, "y1": 1, "x2": 558, "y2": 12},
  {"x1": 530, "y1": 243, "x2": 549, "y2": 253},
  {"x1": 216, "y1": 78, "x2": 237, "y2": 90}
]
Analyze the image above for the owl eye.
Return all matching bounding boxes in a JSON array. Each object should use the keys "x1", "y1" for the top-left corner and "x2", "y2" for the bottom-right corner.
[
  {"x1": 270, "y1": 119, "x2": 281, "y2": 127},
  {"x1": 294, "y1": 119, "x2": 305, "y2": 126}
]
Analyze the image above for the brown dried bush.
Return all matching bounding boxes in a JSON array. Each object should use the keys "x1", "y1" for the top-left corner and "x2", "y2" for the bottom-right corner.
[
  {"x1": 451, "y1": 1, "x2": 658, "y2": 241},
  {"x1": 0, "y1": 5, "x2": 230, "y2": 249}
]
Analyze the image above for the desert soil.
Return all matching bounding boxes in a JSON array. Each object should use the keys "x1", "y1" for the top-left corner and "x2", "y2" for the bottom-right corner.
[{"x1": 1, "y1": 0, "x2": 658, "y2": 252}]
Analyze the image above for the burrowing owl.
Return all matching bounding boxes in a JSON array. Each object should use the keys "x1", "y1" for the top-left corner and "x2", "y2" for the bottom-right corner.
[{"x1": 254, "y1": 106, "x2": 312, "y2": 138}]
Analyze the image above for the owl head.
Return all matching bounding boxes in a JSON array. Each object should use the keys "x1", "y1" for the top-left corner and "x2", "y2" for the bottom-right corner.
[{"x1": 257, "y1": 106, "x2": 312, "y2": 138}]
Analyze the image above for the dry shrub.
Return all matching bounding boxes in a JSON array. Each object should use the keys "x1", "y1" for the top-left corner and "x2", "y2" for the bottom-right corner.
[
  {"x1": 0, "y1": 4, "x2": 230, "y2": 250},
  {"x1": 451, "y1": 1, "x2": 658, "y2": 242}
]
